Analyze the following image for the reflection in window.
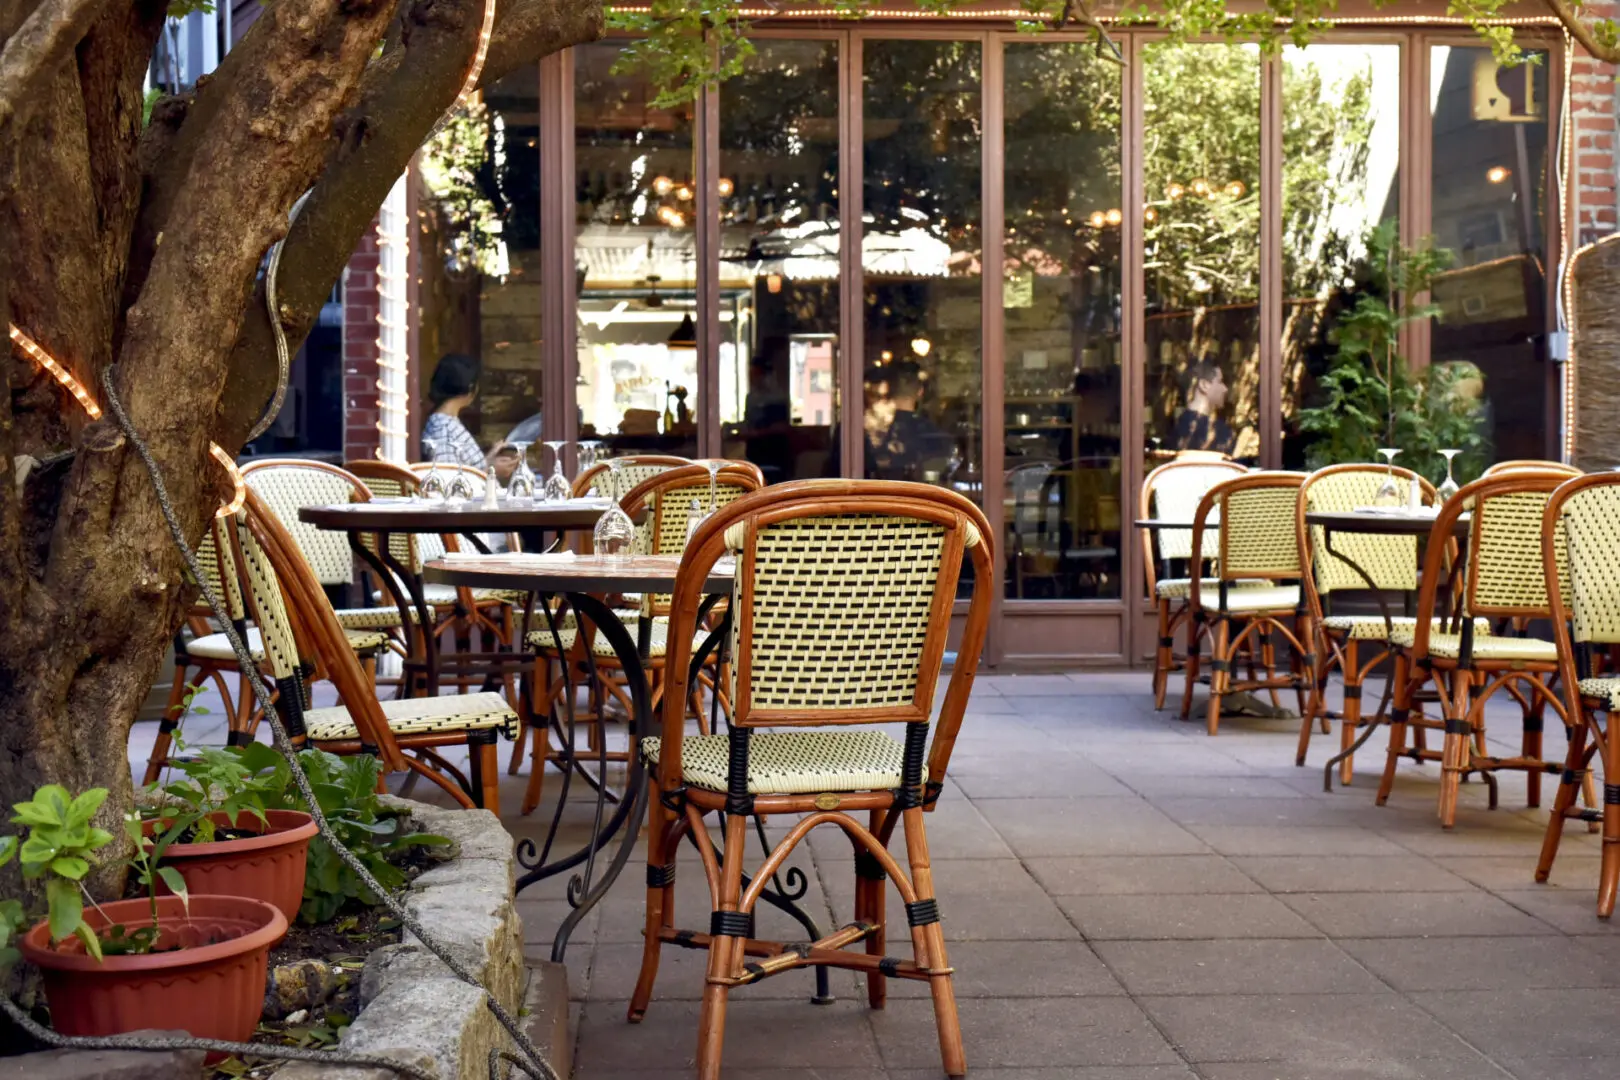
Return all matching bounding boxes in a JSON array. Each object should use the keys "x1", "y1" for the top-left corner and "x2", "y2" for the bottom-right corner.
[
  {"x1": 862, "y1": 40, "x2": 982, "y2": 502},
  {"x1": 718, "y1": 40, "x2": 841, "y2": 483},
  {"x1": 1280, "y1": 44, "x2": 1401, "y2": 469},
  {"x1": 1142, "y1": 43, "x2": 1261, "y2": 466},
  {"x1": 1429, "y1": 45, "x2": 1547, "y2": 464},
  {"x1": 575, "y1": 41, "x2": 699, "y2": 458},
  {"x1": 1003, "y1": 42, "x2": 1122, "y2": 600},
  {"x1": 416, "y1": 69, "x2": 541, "y2": 450}
]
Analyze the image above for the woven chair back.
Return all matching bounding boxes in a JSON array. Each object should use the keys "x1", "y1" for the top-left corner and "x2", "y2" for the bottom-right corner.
[
  {"x1": 1144, "y1": 459, "x2": 1245, "y2": 565},
  {"x1": 1300, "y1": 464, "x2": 1427, "y2": 598},
  {"x1": 1482, "y1": 460, "x2": 1581, "y2": 478},
  {"x1": 1460, "y1": 473, "x2": 1571, "y2": 620},
  {"x1": 241, "y1": 460, "x2": 370, "y2": 587},
  {"x1": 573, "y1": 455, "x2": 690, "y2": 499},
  {"x1": 1195, "y1": 472, "x2": 1306, "y2": 582},
  {"x1": 226, "y1": 489, "x2": 408, "y2": 771},
  {"x1": 620, "y1": 463, "x2": 765, "y2": 616},
  {"x1": 344, "y1": 459, "x2": 424, "y2": 572},
  {"x1": 192, "y1": 520, "x2": 246, "y2": 621},
  {"x1": 1557, "y1": 479, "x2": 1620, "y2": 645}
]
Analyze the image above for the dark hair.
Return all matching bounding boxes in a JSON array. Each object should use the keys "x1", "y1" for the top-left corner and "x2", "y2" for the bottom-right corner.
[
  {"x1": 1181, "y1": 359, "x2": 1223, "y2": 396},
  {"x1": 429, "y1": 353, "x2": 481, "y2": 407}
]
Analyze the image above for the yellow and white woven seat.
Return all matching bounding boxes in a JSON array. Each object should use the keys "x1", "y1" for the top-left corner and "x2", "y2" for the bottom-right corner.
[
  {"x1": 1193, "y1": 584, "x2": 1300, "y2": 612},
  {"x1": 1577, "y1": 677, "x2": 1620, "y2": 707},
  {"x1": 525, "y1": 618, "x2": 704, "y2": 660},
  {"x1": 1321, "y1": 614, "x2": 1492, "y2": 641},
  {"x1": 1156, "y1": 577, "x2": 1271, "y2": 600},
  {"x1": 332, "y1": 607, "x2": 406, "y2": 630},
  {"x1": 372, "y1": 584, "x2": 528, "y2": 608},
  {"x1": 1390, "y1": 627, "x2": 1558, "y2": 662},
  {"x1": 302, "y1": 690, "x2": 517, "y2": 742},
  {"x1": 187, "y1": 626, "x2": 390, "y2": 661},
  {"x1": 641, "y1": 730, "x2": 904, "y2": 795}
]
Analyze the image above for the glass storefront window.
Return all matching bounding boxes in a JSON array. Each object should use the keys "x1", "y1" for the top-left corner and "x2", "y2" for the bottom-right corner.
[
  {"x1": 1142, "y1": 42, "x2": 1261, "y2": 467},
  {"x1": 1280, "y1": 43, "x2": 1402, "y2": 470},
  {"x1": 718, "y1": 39, "x2": 842, "y2": 483},
  {"x1": 416, "y1": 69, "x2": 541, "y2": 458},
  {"x1": 1428, "y1": 44, "x2": 1549, "y2": 466},
  {"x1": 861, "y1": 40, "x2": 983, "y2": 501},
  {"x1": 1003, "y1": 41, "x2": 1123, "y2": 600},
  {"x1": 575, "y1": 41, "x2": 699, "y2": 458}
]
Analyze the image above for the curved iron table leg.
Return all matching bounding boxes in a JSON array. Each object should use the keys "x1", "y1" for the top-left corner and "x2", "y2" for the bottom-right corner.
[
  {"x1": 347, "y1": 530, "x2": 437, "y2": 698},
  {"x1": 1319, "y1": 527, "x2": 1398, "y2": 792}
]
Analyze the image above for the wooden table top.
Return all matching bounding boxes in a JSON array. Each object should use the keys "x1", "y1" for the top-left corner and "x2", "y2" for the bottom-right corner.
[
  {"x1": 299, "y1": 497, "x2": 612, "y2": 532},
  {"x1": 424, "y1": 553, "x2": 733, "y2": 595},
  {"x1": 1306, "y1": 510, "x2": 1470, "y2": 537}
]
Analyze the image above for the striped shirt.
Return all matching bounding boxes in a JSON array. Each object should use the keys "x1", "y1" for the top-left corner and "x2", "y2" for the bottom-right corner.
[{"x1": 421, "y1": 412, "x2": 484, "y2": 468}]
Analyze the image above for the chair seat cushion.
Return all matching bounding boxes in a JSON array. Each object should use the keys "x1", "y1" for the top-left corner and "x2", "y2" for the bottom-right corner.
[
  {"x1": 1578, "y1": 677, "x2": 1620, "y2": 708},
  {"x1": 1156, "y1": 577, "x2": 1271, "y2": 600},
  {"x1": 1390, "y1": 628, "x2": 1558, "y2": 662},
  {"x1": 526, "y1": 617, "x2": 707, "y2": 660},
  {"x1": 334, "y1": 607, "x2": 406, "y2": 630},
  {"x1": 372, "y1": 585, "x2": 526, "y2": 609},
  {"x1": 1321, "y1": 615, "x2": 1492, "y2": 642},
  {"x1": 1194, "y1": 585, "x2": 1301, "y2": 612},
  {"x1": 641, "y1": 730, "x2": 904, "y2": 795},
  {"x1": 188, "y1": 627, "x2": 389, "y2": 662},
  {"x1": 303, "y1": 690, "x2": 517, "y2": 742}
]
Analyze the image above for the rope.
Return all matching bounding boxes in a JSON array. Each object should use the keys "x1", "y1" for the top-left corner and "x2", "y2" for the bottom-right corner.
[{"x1": 82, "y1": 367, "x2": 560, "y2": 1080}]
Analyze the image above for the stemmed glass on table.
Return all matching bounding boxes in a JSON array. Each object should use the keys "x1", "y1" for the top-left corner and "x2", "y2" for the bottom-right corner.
[
  {"x1": 592, "y1": 457, "x2": 636, "y2": 565},
  {"x1": 686, "y1": 459, "x2": 725, "y2": 544},
  {"x1": 445, "y1": 461, "x2": 474, "y2": 505},
  {"x1": 1373, "y1": 448, "x2": 1402, "y2": 508},
  {"x1": 507, "y1": 441, "x2": 536, "y2": 504},
  {"x1": 577, "y1": 441, "x2": 602, "y2": 489},
  {"x1": 542, "y1": 440, "x2": 572, "y2": 502},
  {"x1": 419, "y1": 440, "x2": 448, "y2": 503},
  {"x1": 1437, "y1": 449, "x2": 1462, "y2": 502}
]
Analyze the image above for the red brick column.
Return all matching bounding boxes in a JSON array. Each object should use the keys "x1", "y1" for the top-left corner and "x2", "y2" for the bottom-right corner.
[
  {"x1": 1572, "y1": 9, "x2": 1620, "y2": 242},
  {"x1": 342, "y1": 224, "x2": 381, "y2": 462}
]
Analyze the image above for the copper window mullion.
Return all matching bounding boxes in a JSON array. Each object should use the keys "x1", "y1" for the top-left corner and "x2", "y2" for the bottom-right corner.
[
  {"x1": 983, "y1": 30, "x2": 1006, "y2": 665},
  {"x1": 538, "y1": 51, "x2": 577, "y2": 452},
  {"x1": 1406, "y1": 36, "x2": 1433, "y2": 372},
  {"x1": 695, "y1": 71, "x2": 721, "y2": 460},
  {"x1": 840, "y1": 31, "x2": 864, "y2": 480},
  {"x1": 1259, "y1": 51, "x2": 1283, "y2": 470},
  {"x1": 1121, "y1": 31, "x2": 1147, "y2": 658}
]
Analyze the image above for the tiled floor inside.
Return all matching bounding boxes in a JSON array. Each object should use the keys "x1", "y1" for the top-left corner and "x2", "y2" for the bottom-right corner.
[{"x1": 131, "y1": 670, "x2": 1620, "y2": 1080}]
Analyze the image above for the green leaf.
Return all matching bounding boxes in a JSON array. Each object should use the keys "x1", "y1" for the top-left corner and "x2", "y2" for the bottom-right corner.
[
  {"x1": 45, "y1": 877, "x2": 83, "y2": 946},
  {"x1": 49, "y1": 855, "x2": 89, "y2": 881},
  {"x1": 157, "y1": 867, "x2": 190, "y2": 916},
  {"x1": 65, "y1": 789, "x2": 108, "y2": 830},
  {"x1": 74, "y1": 923, "x2": 103, "y2": 963},
  {"x1": 12, "y1": 786, "x2": 69, "y2": 827},
  {"x1": 0, "y1": 835, "x2": 16, "y2": 867}
]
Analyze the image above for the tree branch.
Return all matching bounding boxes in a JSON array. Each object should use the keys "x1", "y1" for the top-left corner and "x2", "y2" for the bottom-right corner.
[
  {"x1": 1541, "y1": 0, "x2": 1620, "y2": 64},
  {"x1": 0, "y1": 0, "x2": 112, "y2": 134},
  {"x1": 214, "y1": 0, "x2": 604, "y2": 447}
]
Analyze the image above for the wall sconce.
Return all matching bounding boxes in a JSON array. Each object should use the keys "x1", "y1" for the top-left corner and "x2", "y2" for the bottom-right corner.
[{"x1": 766, "y1": 272, "x2": 783, "y2": 294}]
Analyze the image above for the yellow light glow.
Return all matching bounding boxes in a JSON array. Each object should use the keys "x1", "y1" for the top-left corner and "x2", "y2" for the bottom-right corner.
[
  {"x1": 1144, "y1": 207, "x2": 1158, "y2": 223},
  {"x1": 1105, "y1": 208, "x2": 1123, "y2": 226},
  {"x1": 675, "y1": 184, "x2": 694, "y2": 201},
  {"x1": 1225, "y1": 180, "x2": 1246, "y2": 198},
  {"x1": 1166, "y1": 182, "x2": 1185, "y2": 201},
  {"x1": 766, "y1": 272, "x2": 783, "y2": 294},
  {"x1": 9, "y1": 325, "x2": 102, "y2": 419},
  {"x1": 210, "y1": 443, "x2": 246, "y2": 518},
  {"x1": 911, "y1": 337, "x2": 932, "y2": 357},
  {"x1": 1486, "y1": 165, "x2": 1509, "y2": 184},
  {"x1": 653, "y1": 176, "x2": 674, "y2": 195},
  {"x1": 1089, "y1": 211, "x2": 1107, "y2": 228},
  {"x1": 1190, "y1": 178, "x2": 1211, "y2": 197},
  {"x1": 718, "y1": 177, "x2": 734, "y2": 196}
]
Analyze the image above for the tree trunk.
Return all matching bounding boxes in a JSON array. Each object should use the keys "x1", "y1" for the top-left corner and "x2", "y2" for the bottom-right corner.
[{"x1": 1573, "y1": 235, "x2": 1620, "y2": 473}]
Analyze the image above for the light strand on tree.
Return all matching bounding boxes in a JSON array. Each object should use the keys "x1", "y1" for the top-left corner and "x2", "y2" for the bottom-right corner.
[
  {"x1": 1559, "y1": 29, "x2": 1576, "y2": 463},
  {"x1": 609, "y1": 4, "x2": 1559, "y2": 24},
  {"x1": 9, "y1": 323, "x2": 245, "y2": 518},
  {"x1": 9, "y1": 324, "x2": 102, "y2": 419},
  {"x1": 456, "y1": 0, "x2": 496, "y2": 105},
  {"x1": 374, "y1": 173, "x2": 412, "y2": 462}
]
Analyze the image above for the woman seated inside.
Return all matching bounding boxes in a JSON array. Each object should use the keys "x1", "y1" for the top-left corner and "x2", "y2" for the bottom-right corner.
[{"x1": 421, "y1": 352, "x2": 520, "y2": 482}]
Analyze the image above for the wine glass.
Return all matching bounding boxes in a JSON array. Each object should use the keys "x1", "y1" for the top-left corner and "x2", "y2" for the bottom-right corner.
[
  {"x1": 542, "y1": 440, "x2": 572, "y2": 502},
  {"x1": 1437, "y1": 449, "x2": 1462, "y2": 502},
  {"x1": 684, "y1": 459, "x2": 725, "y2": 543},
  {"x1": 507, "y1": 441, "x2": 536, "y2": 504},
  {"x1": 577, "y1": 440, "x2": 603, "y2": 485},
  {"x1": 592, "y1": 459, "x2": 636, "y2": 565},
  {"x1": 445, "y1": 464, "x2": 474, "y2": 505},
  {"x1": 419, "y1": 440, "x2": 448, "y2": 503},
  {"x1": 1373, "y1": 448, "x2": 1402, "y2": 508}
]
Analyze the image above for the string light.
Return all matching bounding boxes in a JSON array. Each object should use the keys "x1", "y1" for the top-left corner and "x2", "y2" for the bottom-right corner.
[
  {"x1": 374, "y1": 173, "x2": 411, "y2": 462},
  {"x1": 9, "y1": 323, "x2": 242, "y2": 517},
  {"x1": 453, "y1": 0, "x2": 496, "y2": 105},
  {"x1": 610, "y1": 3, "x2": 1559, "y2": 23}
]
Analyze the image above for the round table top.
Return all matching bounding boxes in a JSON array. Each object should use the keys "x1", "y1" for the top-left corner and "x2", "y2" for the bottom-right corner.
[
  {"x1": 299, "y1": 497, "x2": 612, "y2": 533},
  {"x1": 425, "y1": 554, "x2": 733, "y2": 595},
  {"x1": 1133, "y1": 519, "x2": 1196, "y2": 531},
  {"x1": 1305, "y1": 509, "x2": 1469, "y2": 537}
]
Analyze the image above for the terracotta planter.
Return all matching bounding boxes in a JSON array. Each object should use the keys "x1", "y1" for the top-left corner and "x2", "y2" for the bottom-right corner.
[
  {"x1": 19, "y1": 894, "x2": 286, "y2": 1042},
  {"x1": 153, "y1": 808, "x2": 317, "y2": 923}
]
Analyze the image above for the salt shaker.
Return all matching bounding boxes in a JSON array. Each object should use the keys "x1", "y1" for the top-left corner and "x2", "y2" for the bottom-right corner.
[
  {"x1": 481, "y1": 474, "x2": 501, "y2": 511},
  {"x1": 1408, "y1": 470, "x2": 1424, "y2": 512}
]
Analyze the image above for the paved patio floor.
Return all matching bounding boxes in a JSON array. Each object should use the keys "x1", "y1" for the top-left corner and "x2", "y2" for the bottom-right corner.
[{"x1": 133, "y1": 670, "x2": 1619, "y2": 1079}]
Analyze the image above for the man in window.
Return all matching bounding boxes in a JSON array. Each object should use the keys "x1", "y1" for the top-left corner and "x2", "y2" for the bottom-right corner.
[{"x1": 1172, "y1": 359, "x2": 1236, "y2": 457}]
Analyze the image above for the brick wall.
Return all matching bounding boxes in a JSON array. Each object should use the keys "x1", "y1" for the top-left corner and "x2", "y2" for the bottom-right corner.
[
  {"x1": 1572, "y1": 7, "x2": 1620, "y2": 243},
  {"x1": 342, "y1": 224, "x2": 381, "y2": 462}
]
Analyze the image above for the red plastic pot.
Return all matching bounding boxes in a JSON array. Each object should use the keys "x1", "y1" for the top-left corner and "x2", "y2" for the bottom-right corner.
[
  {"x1": 152, "y1": 808, "x2": 317, "y2": 923},
  {"x1": 19, "y1": 894, "x2": 286, "y2": 1042}
]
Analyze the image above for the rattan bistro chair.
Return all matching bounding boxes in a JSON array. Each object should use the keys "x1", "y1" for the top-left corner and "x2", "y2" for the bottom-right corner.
[
  {"x1": 1375, "y1": 472, "x2": 1582, "y2": 828},
  {"x1": 1292, "y1": 465, "x2": 1487, "y2": 783},
  {"x1": 228, "y1": 489, "x2": 517, "y2": 811},
  {"x1": 1482, "y1": 460, "x2": 1582, "y2": 478},
  {"x1": 1184, "y1": 472, "x2": 1314, "y2": 736},
  {"x1": 573, "y1": 455, "x2": 691, "y2": 500},
  {"x1": 627, "y1": 480, "x2": 991, "y2": 1080},
  {"x1": 1536, "y1": 472, "x2": 1620, "y2": 913},
  {"x1": 1140, "y1": 458, "x2": 1269, "y2": 709}
]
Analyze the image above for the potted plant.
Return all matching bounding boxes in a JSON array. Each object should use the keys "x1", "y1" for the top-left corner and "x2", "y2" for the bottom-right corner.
[
  {"x1": 147, "y1": 739, "x2": 316, "y2": 923},
  {"x1": 3, "y1": 785, "x2": 286, "y2": 1041}
]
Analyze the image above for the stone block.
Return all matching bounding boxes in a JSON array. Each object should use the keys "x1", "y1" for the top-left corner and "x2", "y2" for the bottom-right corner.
[{"x1": 0, "y1": 1031, "x2": 203, "y2": 1080}]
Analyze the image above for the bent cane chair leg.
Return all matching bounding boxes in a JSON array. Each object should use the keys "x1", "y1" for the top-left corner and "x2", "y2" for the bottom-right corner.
[
  {"x1": 1537, "y1": 708, "x2": 1592, "y2": 884},
  {"x1": 1377, "y1": 653, "x2": 1413, "y2": 807},
  {"x1": 695, "y1": 813, "x2": 749, "y2": 1080},
  {"x1": 629, "y1": 798, "x2": 678, "y2": 1022},
  {"x1": 1602, "y1": 718, "x2": 1620, "y2": 917},
  {"x1": 1153, "y1": 600, "x2": 1176, "y2": 710},
  {"x1": 902, "y1": 805, "x2": 965, "y2": 1078},
  {"x1": 1206, "y1": 618, "x2": 1230, "y2": 737},
  {"x1": 1438, "y1": 671, "x2": 1475, "y2": 829}
]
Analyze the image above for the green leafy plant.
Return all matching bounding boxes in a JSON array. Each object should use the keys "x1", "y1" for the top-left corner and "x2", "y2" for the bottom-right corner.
[
  {"x1": 273, "y1": 750, "x2": 448, "y2": 925},
  {"x1": 152, "y1": 740, "x2": 291, "y2": 844},
  {"x1": 1298, "y1": 219, "x2": 1490, "y2": 484}
]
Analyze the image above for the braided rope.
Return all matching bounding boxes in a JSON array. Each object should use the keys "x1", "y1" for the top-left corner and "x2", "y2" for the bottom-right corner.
[{"x1": 92, "y1": 369, "x2": 558, "y2": 1080}]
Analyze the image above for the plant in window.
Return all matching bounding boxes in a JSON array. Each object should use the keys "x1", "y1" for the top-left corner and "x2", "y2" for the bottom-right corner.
[{"x1": 420, "y1": 99, "x2": 507, "y2": 279}]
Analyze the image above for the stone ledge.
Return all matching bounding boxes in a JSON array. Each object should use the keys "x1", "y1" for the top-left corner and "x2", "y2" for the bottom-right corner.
[
  {"x1": 0, "y1": 1030, "x2": 203, "y2": 1079},
  {"x1": 278, "y1": 797, "x2": 527, "y2": 1080}
]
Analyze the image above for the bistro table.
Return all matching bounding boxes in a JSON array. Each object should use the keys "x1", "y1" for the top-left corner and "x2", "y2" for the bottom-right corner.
[
  {"x1": 1303, "y1": 508, "x2": 1471, "y2": 791},
  {"x1": 300, "y1": 497, "x2": 613, "y2": 695},
  {"x1": 422, "y1": 553, "x2": 749, "y2": 965}
]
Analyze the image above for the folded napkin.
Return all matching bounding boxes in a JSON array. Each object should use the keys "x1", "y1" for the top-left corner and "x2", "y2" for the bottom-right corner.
[
  {"x1": 1351, "y1": 505, "x2": 1438, "y2": 517},
  {"x1": 435, "y1": 551, "x2": 578, "y2": 566}
]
